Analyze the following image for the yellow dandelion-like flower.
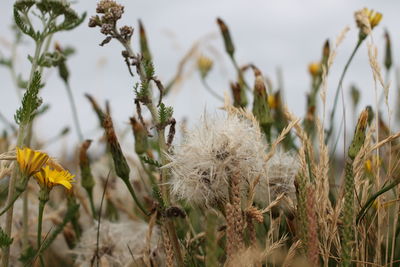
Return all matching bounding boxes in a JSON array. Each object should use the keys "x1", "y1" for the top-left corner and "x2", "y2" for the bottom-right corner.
[
  {"x1": 363, "y1": 8, "x2": 382, "y2": 28},
  {"x1": 308, "y1": 62, "x2": 321, "y2": 77},
  {"x1": 197, "y1": 55, "x2": 213, "y2": 79},
  {"x1": 268, "y1": 95, "x2": 278, "y2": 109},
  {"x1": 355, "y1": 8, "x2": 382, "y2": 39},
  {"x1": 16, "y1": 147, "x2": 49, "y2": 177},
  {"x1": 34, "y1": 165, "x2": 75, "y2": 191}
]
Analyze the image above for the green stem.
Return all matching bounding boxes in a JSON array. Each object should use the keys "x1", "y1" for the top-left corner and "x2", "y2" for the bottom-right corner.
[
  {"x1": 122, "y1": 177, "x2": 148, "y2": 216},
  {"x1": 0, "y1": 190, "x2": 23, "y2": 216},
  {"x1": 37, "y1": 199, "x2": 46, "y2": 267},
  {"x1": 87, "y1": 190, "x2": 97, "y2": 218},
  {"x1": 65, "y1": 82, "x2": 84, "y2": 142},
  {"x1": 2, "y1": 35, "x2": 44, "y2": 267},
  {"x1": 230, "y1": 55, "x2": 250, "y2": 91},
  {"x1": 326, "y1": 40, "x2": 362, "y2": 144},
  {"x1": 22, "y1": 191, "x2": 28, "y2": 250},
  {"x1": 2, "y1": 126, "x2": 25, "y2": 267},
  {"x1": 201, "y1": 78, "x2": 224, "y2": 101}
]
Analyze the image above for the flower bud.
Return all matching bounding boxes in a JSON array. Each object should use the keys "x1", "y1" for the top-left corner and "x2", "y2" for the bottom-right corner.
[
  {"x1": 79, "y1": 140, "x2": 95, "y2": 193},
  {"x1": 197, "y1": 55, "x2": 213, "y2": 79},
  {"x1": 217, "y1": 18, "x2": 235, "y2": 57},
  {"x1": 130, "y1": 117, "x2": 148, "y2": 155}
]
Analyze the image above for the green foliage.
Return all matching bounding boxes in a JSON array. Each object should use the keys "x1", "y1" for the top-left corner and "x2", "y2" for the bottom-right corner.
[
  {"x1": 14, "y1": 71, "x2": 43, "y2": 125},
  {"x1": 158, "y1": 103, "x2": 173, "y2": 124},
  {"x1": 14, "y1": 6, "x2": 38, "y2": 40},
  {"x1": 0, "y1": 227, "x2": 13, "y2": 249},
  {"x1": 0, "y1": 57, "x2": 12, "y2": 68},
  {"x1": 39, "y1": 203, "x2": 80, "y2": 253},
  {"x1": 143, "y1": 57, "x2": 155, "y2": 79},
  {"x1": 17, "y1": 74, "x2": 28, "y2": 89},
  {"x1": 35, "y1": 51, "x2": 65, "y2": 68},
  {"x1": 14, "y1": 0, "x2": 86, "y2": 42},
  {"x1": 138, "y1": 79, "x2": 150, "y2": 99},
  {"x1": 18, "y1": 246, "x2": 36, "y2": 264}
]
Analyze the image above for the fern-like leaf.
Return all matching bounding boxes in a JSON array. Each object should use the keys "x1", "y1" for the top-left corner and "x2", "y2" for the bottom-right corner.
[
  {"x1": 158, "y1": 103, "x2": 173, "y2": 124},
  {"x1": 14, "y1": 71, "x2": 43, "y2": 125},
  {"x1": 0, "y1": 227, "x2": 13, "y2": 249}
]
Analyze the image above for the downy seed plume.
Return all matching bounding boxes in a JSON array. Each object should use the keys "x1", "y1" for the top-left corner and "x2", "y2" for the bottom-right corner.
[
  {"x1": 72, "y1": 220, "x2": 163, "y2": 266},
  {"x1": 255, "y1": 150, "x2": 299, "y2": 207},
  {"x1": 166, "y1": 112, "x2": 267, "y2": 206}
]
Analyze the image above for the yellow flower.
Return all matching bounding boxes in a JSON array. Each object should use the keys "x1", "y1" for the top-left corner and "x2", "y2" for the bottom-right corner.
[
  {"x1": 16, "y1": 147, "x2": 49, "y2": 177},
  {"x1": 197, "y1": 55, "x2": 213, "y2": 79},
  {"x1": 364, "y1": 156, "x2": 381, "y2": 174},
  {"x1": 363, "y1": 8, "x2": 382, "y2": 29},
  {"x1": 364, "y1": 159, "x2": 372, "y2": 173},
  {"x1": 355, "y1": 8, "x2": 382, "y2": 39},
  {"x1": 308, "y1": 62, "x2": 321, "y2": 77},
  {"x1": 34, "y1": 165, "x2": 75, "y2": 190},
  {"x1": 268, "y1": 95, "x2": 278, "y2": 109}
]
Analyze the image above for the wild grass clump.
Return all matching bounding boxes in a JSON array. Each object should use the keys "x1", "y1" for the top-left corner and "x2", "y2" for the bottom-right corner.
[{"x1": 1, "y1": 1, "x2": 400, "y2": 266}]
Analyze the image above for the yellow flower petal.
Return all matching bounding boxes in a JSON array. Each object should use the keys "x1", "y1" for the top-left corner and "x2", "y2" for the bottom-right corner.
[{"x1": 16, "y1": 147, "x2": 49, "y2": 177}]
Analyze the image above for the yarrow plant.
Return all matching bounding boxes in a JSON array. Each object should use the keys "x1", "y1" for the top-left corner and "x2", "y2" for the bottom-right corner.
[{"x1": 166, "y1": 112, "x2": 267, "y2": 207}]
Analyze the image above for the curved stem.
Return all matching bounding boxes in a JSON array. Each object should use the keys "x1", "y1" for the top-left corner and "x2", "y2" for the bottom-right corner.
[
  {"x1": 0, "y1": 190, "x2": 23, "y2": 217},
  {"x1": 122, "y1": 178, "x2": 149, "y2": 216},
  {"x1": 326, "y1": 40, "x2": 362, "y2": 144},
  {"x1": 201, "y1": 78, "x2": 224, "y2": 101}
]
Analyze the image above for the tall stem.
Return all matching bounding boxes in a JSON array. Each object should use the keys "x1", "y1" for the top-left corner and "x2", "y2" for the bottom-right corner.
[
  {"x1": 2, "y1": 39, "x2": 44, "y2": 267},
  {"x1": 326, "y1": 40, "x2": 362, "y2": 144},
  {"x1": 119, "y1": 37, "x2": 184, "y2": 267},
  {"x1": 37, "y1": 200, "x2": 46, "y2": 267},
  {"x1": 65, "y1": 82, "x2": 84, "y2": 142}
]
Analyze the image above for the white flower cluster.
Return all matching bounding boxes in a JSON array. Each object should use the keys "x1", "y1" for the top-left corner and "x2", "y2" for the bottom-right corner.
[{"x1": 167, "y1": 113, "x2": 267, "y2": 206}]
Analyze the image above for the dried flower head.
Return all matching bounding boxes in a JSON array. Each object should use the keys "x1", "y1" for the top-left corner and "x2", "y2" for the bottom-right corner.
[
  {"x1": 72, "y1": 220, "x2": 162, "y2": 266},
  {"x1": 354, "y1": 8, "x2": 382, "y2": 39},
  {"x1": 166, "y1": 113, "x2": 267, "y2": 206},
  {"x1": 96, "y1": 0, "x2": 124, "y2": 22},
  {"x1": 255, "y1": 150, "x2": 299, "y2": 206},
  {"x1": 16, "y1": 147, "x2": 49, "y2": 177}
]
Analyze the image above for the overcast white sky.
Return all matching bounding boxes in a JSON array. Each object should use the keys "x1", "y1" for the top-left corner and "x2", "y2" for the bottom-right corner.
[{"x1": 0, "y1": 0, "x2": 399, "y2": 155}]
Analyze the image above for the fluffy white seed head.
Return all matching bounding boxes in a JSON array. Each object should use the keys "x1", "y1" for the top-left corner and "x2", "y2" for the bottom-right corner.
[
  {"x1": 255, "y1": 150, "x2": 299, "y2": 206},
  {"x1": 72, "y1": 220, "x2": 163, "y2": 266},
  {"x1": 166, "y1": 112, "x2": 268, "y2": 206}
]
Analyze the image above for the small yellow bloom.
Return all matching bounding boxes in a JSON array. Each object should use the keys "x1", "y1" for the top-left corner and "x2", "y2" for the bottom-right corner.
[
  {"x1": 308, "y1": 62, "x2": 321, "y2": 77},
  {"x1": 16, "y1": 147, "x2": 49, "y2": 177},
  {"x1": 268, "y1": 95, "x2": 278, "y2": 109},
  {"x1": 364, "y1": 156, "x2": 381, "y2": 174},
  {"x1": 34, "y1": 165, "x2": 75, "y2": 190},
  {"x1": 363, "y1": 8, "x2": 382, "y2": 29},
  {"x1": 364, "y1": 159, "x2": 372, "y2": 173},
  {"x1": 197, "y1": 55, "x2": 213, "y2": 79},
  {"x1": 355, "y1": 8, "x2": 382, "y2": 39}
]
